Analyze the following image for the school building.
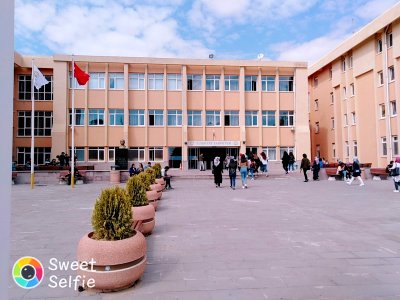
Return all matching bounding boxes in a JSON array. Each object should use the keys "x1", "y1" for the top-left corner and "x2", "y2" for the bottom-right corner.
[
  {"x1": 308, "y1": 3, "x2": 400, "y2": 167},
  {"x1": 13, "y1": 53, "x2": 310, "y2": 169}
]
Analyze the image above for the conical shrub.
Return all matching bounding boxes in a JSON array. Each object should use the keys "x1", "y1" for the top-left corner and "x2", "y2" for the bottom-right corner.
[
  {"x1": 91, "y1": 186, "x2": 133, "y2": 241},
  {"x1": 145, "y1": 168, "x2": 156, "y2": 184},
  {"x1": 126, "y1": 175, "x2": 149, "y2": 207},
  {"x1": 137, "y1": 172, "x2": 151, "y2": 191},
  {"x1": 153, "y1": 163, "x2": 162, "y2": 178}
]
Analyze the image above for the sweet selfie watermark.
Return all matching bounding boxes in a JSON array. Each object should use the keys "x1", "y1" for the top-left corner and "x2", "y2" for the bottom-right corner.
[{"x1": 12, "y1": 256, "x2": 96, "y2": 291}]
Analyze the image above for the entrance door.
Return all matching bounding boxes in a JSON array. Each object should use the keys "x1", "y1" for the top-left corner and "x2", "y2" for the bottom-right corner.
[{"x1": 188, "y1": 148, "x2": 200, "y2": 169}]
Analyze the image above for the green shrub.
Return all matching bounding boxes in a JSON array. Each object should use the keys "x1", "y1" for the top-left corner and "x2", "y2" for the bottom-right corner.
[
  {"x1": 145, "y1": 168, "x2": 156, "y2": 184},
  {"x1": 153, "y1": 163, "x2": 162, "y2": 178},
  {"x1": 91, "y1": 186, "x2": 133, "y2": 241},
  {"x1": 126, "y1": 176, "x2": 148, "y2": 207},
  {"x1": 138, "y1": 172, "x2": 151, "y2": 191}
]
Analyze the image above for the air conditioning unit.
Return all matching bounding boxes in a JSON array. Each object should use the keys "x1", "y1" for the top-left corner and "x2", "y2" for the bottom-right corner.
[{"x1": 291, "y1": 126, "x2": 295, "y2": 131}]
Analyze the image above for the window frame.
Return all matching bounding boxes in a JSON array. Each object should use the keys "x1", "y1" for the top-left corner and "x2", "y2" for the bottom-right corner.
[
  {"x1": 88, "y1": 147, "x2": 105, "y2": 161},
  {"x1": 148, "y1": 109, "x2": 164, "y2": 126},
  {"x1": 279, "y1": 111, "x2": 294, "y2": 127},
  {"x1": 388, "y1": 66, "x2": 395, "y2": 82},
  {"x1": 17, "y1": 147, "x2": 51, "y2": 165},
  {"x1": 187, "y1": 110, "x2": 202, "y2": 127},
  {"x1": 245, "y1": 75, "x2": 257, "y2": 92},
  {"x1": 205, "y1": 75, "x2": 220, "y2": 91},
  {"x1": 109, "y1": 72, "x2": 124, "y2": 90},
  {"x1": 245, "y1": 111, "x2": 258, "y2": 127},
  {"x1": 167, "y1": 110, "x2": 183, "y2": 126},
  {"x1": 279, "y1": 76, "x2": 294, "y2": 92},
  {"x1": 148, "y1": 73, "x2": 164, "y2": 90},
  {"x1": 390, "y1": 101, "x2": 397, "y2": 117},
  {"x1": 17, "y1": 111, "x2": 53, "y2": 137},
  {"x1": 128, "y1": 73, "x2": 145, "y2": 90},
  {"x1": 224, "y1": 75, "x2": 239, "y2": 91},
  {"x1": 261, "y1": 75, "x2": 275, "y2": 92},
  {"x1": 129, "y1": 109, "x2": 145, "y2": 126},
  {"x1": 149, "y1": 147, "x2": 163, "y2": 161},
  {"x1": 262, "y1": 110, "x2": 276, "y2": 127},
  {"x1": 129, "y1": 147, "x2": 145, "y2": 161},
  {"x1": 187, "y1": 74, "x2": 202, "y2": 91},
  {"x1": 205, "y1": 110, "x2": 221, "y2": 127},
  {"x1": 224, "y1": 110, "x2": 239, "y2": 127},
  {"x1": 381, "y1": 137, "x2": 387, "y2": 156},
  {"x1": 167, "y1": 74, "x2": 182, "y2": 91},
  {"x1": 89, "y1": 72, "x2": 105, "y2": 90},
  {"x1": 88, "y1": 109, "x2": 105, "y2": 126},
  {"x1": 109, "y1": 109, "x2": 124, "y2": 126},
  {"x1": 19, "y1": 74, "x2": 54, "y2": 100},
  {"x1": 69, "y1": 109, "x2": 85, "y2": 126}
]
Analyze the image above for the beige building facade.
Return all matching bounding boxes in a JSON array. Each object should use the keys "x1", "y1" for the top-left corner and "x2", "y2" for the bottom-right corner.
[
  {"x1": 13, "y1": 54, "x2": 310, "y2": 169},
  {"x1": 309, "y1": 3, "x2": 400, "y2": 167}
]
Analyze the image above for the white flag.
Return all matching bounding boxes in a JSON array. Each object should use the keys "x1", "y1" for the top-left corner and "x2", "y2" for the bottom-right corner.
[{"x1": 32, "y1": 64, "x2": 49, "y2": 90}]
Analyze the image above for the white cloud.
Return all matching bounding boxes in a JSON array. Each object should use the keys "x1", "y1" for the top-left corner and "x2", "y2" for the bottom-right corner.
[
  {"x1": 355, "y1": 0, "x2": 399, "y2": 19},
  {"x1": 15, "y1": 0, "x2": 212, "y2": 58}
]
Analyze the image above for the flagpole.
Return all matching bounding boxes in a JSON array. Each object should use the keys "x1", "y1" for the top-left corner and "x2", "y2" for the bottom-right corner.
[
  {"x1": 71, "y1": 55, "x2": 75, "y2": 188},
  {"x1": 30, "y1": 59, "x2": 35, "y2": 189}
]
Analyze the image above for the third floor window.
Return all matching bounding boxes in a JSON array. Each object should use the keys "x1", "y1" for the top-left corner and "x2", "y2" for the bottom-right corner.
[
  {"x1": 206, "y1": 75, "x2": 220, "y2": 91},
  {"x1": 245, "y1": 75, "x2": 257, "y2": 91},
  {"x1": 19, "y1": 74, "x2": 53, "y2": 100},
  {"x1": 187, "y1": 74, "x2": 202, "y2": 91}
]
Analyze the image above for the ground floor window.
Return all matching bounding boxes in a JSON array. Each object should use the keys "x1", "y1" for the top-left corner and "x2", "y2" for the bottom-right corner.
[
  {"x1": 168, "y1": 147, "x2": 182, "y2": 168},
  {"x1": 392, "y1": 136, "x2": 398, "y2": 156},
  {"x1": 262, "y1": 147, "x2": 277, "y2": 161},
  {"x1": 149, "y1": 147, "x2": 163, "y2": 161},
  {"x1": 280, "y1": 146, "x2": 295, "y2": 159},
  {"x1": 246, "y1": 147, "x2": 258, "y2": 157},
  {"x1": 88, "y1": 147, "x2": 105, "y2": 161},
  {"x1": 69, "y1": 147, "x2": 85, "y2": 161},
  {"x1": 129, "y1": 147, "x2": 145, "y2": 161},
  {"x1": 108, "y1": 147, "x2": 116, "y2": 162},
  {"x1": 17, "y1": 147, "x2": 51, "y2": 165}
]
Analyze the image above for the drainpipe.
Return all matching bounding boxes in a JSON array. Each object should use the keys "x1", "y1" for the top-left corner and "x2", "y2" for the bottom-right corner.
[{"x1": 383, "y1": 26, "x2": 393, "y2": 161}]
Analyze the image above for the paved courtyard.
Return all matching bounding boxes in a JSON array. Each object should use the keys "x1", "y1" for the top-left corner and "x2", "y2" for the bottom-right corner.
[{"x1": 8, "y1": 174, "x2": 400, "y2": 299}]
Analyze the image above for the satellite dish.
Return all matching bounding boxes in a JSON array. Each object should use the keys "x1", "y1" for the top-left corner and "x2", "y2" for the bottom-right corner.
[
  {"x1": 209, "y1": 54, "x2": 214, "y2": 59},
  {"x1": 257, "y1": 53, "x2": 264, "y2": 60}
]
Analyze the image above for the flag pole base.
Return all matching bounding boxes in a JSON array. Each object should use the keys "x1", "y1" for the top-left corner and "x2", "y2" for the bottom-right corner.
[{"x1": 30, "y1": 173, "x2": 34, "y2": 189}]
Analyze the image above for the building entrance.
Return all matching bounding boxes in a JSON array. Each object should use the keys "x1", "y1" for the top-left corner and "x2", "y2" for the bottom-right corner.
[{"x1": 188, "y1": 147, "x2": 239, "y2": 170}]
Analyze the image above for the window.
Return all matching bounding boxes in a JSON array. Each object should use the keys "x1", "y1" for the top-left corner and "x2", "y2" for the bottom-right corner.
[
  {"x1": 225, "y1": 75, "x2": 239, "y2": 91},
  {"x1": 391, "y1": 101, "x2": 397, "y2": 116},
  {"x1": 279, "y1": 76, "x2": 294, "y2": 92},
  {"x1": 148, "y1": 73, "x2": 164, "y2": 90},
  {"x1": 350, "y1": 83, "x2": 355, "y2": 96},
  {"x1": 377, "y1": 39, "x2": 383, "y2": 53},
  {"x1": 187, "y1": 74, "x2": 202, "y2": 91},
  {"x1": 129, "y1": 109, "x2": 145, "y2": 126},
  {"x1": 351, "y1": 112, "x2": 356, "y2": 125},
  {"x1": 206, "y1": 110, "x2": 221, "y2": 126},
  {"x1": 332, "y1": 143, "x2": 336, "y2": 158},
  {"x1": 129, "y1": 147, "x2": 145, "y2": 161},
  {"x1": 245, "y1": 75, "x2": 257, "y2": 91},
  {"x1": 387, "y1": 32, "x2": 393, "y2": 47},
  {"x1": 343, "y1": 86, "x2": 347, "y2": 98},
  {"x1": 69, "y1": 109, "x2": 85, "y2": 126},
  {"x1": 393, "y1": 136, "x2": 399, "y2": 156},
  {"x1": 245, "y1": 111, "x2": 258, "y2": 126},
  {"x1": 17, "y1": 111, "x2": 53, "y2": 136},
  {"x1": 148, "y1": 110, "x2": 164, "y2": 126},
  {"x1": 19, "y1": 74, "x2": 53, "y2": 100},
  {"x1": 88, "y1": 147, "x2": 105, "y2": 161},
  {"x1": 314, "y1": 99, "x2": 319, "y2": 111},
  {"x1": 279, "y1": 111, "x2": 294, "y2": 126},
  {"x1": 206, "y1": 75, "x2": 220, "y2": 91},
  {"x1": 378, "y1": 71, "x2": 384, "y2": 85},
  {"x1": 349, "y1": 56, "x2": 353, "y2": 69},
  {"x1": 280, "y1": 147, "x2": 295, "y2": 160},
  {"x1": 17, "y1": 147, "x2": 51, "y2": 165},
  {"x1": 313, "y1": 77, "x2": 318, "y2": 87},
  {"x1": 382, "y1": 137, "x2": 387, "y2": 156},
  {"x1": 69, "y1": 72, "x2": 84, "y2": 90},
  {"x1": 331, "y1": 117, "x2": 335, "y2": 129},
  {"x1": 224, "y1": 111, "x2": 239, "y2": 126},
  {"x1": 330, "y1": 92, "x2": 334, "y2": 104},
  {"x1": 262, "y1": 147, "x2": 277, "y2": 161},
  {"x1": 109, "y1": 109, "x2": 124, "y2": 126},
  {"x1": 342, "y1": 59, "x2": 346, "y2": 72},
  {"x1": 109, "y1": 73, "x2": 124, "y2": 90},
  {"x1": 149, "y1": 147, "x2": 163, "y2": 161},
  {"x1": 69, "y1": 147, "x2": 85, "y2": 162},
  {"x1": 128, "y1": 73, "x2": 145, "y2": 90},
  {"x1": 344, "y1": 114, "x2": 348, "y2": 126},
  {"x1": 315, "y1": 122, "x2": 320, "y2": 134},
  {"x1": 353, "y1": 140, "x2": 358, "y2": 157},
  {"x1": 380, "y1": 104, "x2": 386, "y2": 118},
  {"x1": 188, "y1": 110, "x2": 202, "y2": 126},
  {"x1": 167, "y1": 74, "x2": 182, "y2": 90},
  {"x1": 329, "y1": 68, "x2": 333, "y2": 79},
  {"x1": 345, "y1": 141, "x2": 350, "y2": 157},
  {"x1": 262, "y1": 111, "x2": 276, "y2": 126},
  {"x1": 167, "y1": 110, "x2": 182, "y2": 126},
  {"x1": 88, "y1": 109, "x2": 105, "y2": 126},
  {"x1": 262, "y1": 76, "x2": 275, "y2": 91},
  {"x1": 108, "y1": 147, "x2": 116, "y2": 162},
  {"x1": 389, "y1": 66, "x2": 395, "y2": 82},
  {"x1": 89, "y1": 72, "x2": 105, "y2": 89}
]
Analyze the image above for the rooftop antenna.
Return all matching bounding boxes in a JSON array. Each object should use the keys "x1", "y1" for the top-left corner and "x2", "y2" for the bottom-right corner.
[{"x1": 257, "y1": 53, "x2": 264, "y2": 60}]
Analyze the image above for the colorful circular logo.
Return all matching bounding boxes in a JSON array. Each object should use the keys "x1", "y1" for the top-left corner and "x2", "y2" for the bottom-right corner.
[{"x1": 13, "y1": 257, "x2": 44, "y2": 289}]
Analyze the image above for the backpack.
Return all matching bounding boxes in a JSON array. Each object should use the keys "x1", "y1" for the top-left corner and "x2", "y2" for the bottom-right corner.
[{"x1": 391, "y1": 167, "x2": 400, "y2": 177}]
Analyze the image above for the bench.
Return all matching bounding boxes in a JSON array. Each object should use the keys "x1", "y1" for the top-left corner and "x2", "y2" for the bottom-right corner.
[
  {"x1": 12, "y1": 172, "x2": 17, "y2": 184},
  {"x1": 59, "y1": 170, "x2": 87, "y2": 184},
  {"x1": 370, "y1": 168, "x2": 389, "y2": 180},
  {"x1": 325, "y1": 168, "x2": 342, "y2": 181}
]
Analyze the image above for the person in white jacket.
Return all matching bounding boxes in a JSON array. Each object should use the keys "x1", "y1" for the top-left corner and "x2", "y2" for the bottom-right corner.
[
  {"x1": 259, "y1": 152, "x2": 269, "y2": 176},
  {"x1": 390, "y1": 157, "x2": 400, "y2": 192}
]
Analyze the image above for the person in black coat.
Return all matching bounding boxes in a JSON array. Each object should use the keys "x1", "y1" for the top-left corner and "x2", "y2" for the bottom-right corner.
[
  {"x1": 212, "y1": 156, "x2": 223, "y2": 187},
  {"x1": 312, "y1": 156, "x2": 320, "y2": 180},
  {"x1": 347, "y1": 157, "x2": 365, "y2": 186},
  {"x1": 282, "y1": 151, "x2": 290, "y2": 174},
  {"x1": 228, "y1": 158, "x2": 237, "y2": 190}
]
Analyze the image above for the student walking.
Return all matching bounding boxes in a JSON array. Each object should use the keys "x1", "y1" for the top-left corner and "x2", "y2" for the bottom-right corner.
[
  {"x1": 212, "y1": 156, "x2": 223, "y2": 187},
  {"x1": 239, "y1": 154, "x2": 248, "y2": 189},
  {"x1": 228, "y1": 158, "x2": 237, "y2": 190},
  {"x1": 199, "y1": 153, "x2": 205, "y2": 171},
  {"x1": 260, "y1": 152, "x2": 268, "y2": 176},
  {"x1": 389, "y1": 157, "x2": 400, "y2": 192},
  {"x1": 347, "y1": 157, "x2": 365, "y2": 186},
  {"x1": 282, "y1": 151, "x2": 290, "y2": 174},
  {"x1": 300, "y1": 153, "x2": 311, "y2": 182},
  {"x1": 312, "y1": 156, "x2": 320, "y2": 180},
  {"x1": 288, "y1": 152, "x2": 295, "y2": 172}
]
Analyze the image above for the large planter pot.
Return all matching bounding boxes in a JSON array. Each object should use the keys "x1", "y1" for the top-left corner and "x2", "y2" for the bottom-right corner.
[
  {"x1": 132, "y1": 205, "x2": 155, "y2": 235},
  {"x1": 146, "y1": 190, "x2": 158, "y2": 210},
  {"x1": 150, "y1": 183, "x2": 163, "y2": 192},
  {"x1": 110, "y1": 170, "x2": 121, "y2": 184},
  {"x1": 155, "y1": 178, "x2": 165, "y2": 186},
  {"x1": 77, "y1": 231, "x2": 147, "y2": 292}
]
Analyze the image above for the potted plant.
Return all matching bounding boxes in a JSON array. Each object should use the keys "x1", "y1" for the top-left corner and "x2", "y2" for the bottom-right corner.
[
  {"x1": 77, "y1": 186, "x2": 147, "y2": 292},
  {"x1": 126, "y1": 176, "x2": 155, "y2": 235},
  {"x1": 138, "y1": 172, "x2": 159, "y2": 208},
  {"x1": 146, "y1": 168, "x2": 163, "y2": 194},
  {"x1": 153, "y1": 163, "x2": 165, "y2": 186}
]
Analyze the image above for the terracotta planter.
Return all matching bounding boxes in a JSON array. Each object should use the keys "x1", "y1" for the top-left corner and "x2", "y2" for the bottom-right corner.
[
  {"x1": 132, "y1": 205, "x2": 155, "y2": 235},
  {"x1": 155, "y1": 178, "x2": 165, "y2": 186},
  {"x1": 77, "y1": 230, "x2": 146, "y2": 292},
  {"x1": 146, "y1": 190, "x2": 158, "y2": 210},
  {"x1": 150, "y1": 183, "x2": 163, "y2": 192},
  {"x1": 110, "y1": 170, "x2": 121, "y2": 184}
]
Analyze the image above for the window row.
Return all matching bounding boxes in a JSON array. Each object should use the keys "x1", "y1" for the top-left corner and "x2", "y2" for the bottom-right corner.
[
  {"x1": 381, "y1": 136, "x2": 398, "y2": 156},
  {"x1": 18, "y1": 75, "x2": 53, "y2": 101},
  {"x1": 69, "y1": 72, "x2": 294, "y2": 92},
  {"x1": 68, "y1": 109, "x2": 295, "y2": 127},
  {"x1": 69, "y1": 147, "x2": 163, "y2": 162},
  {"x1": 17, "y1": 111, "x2": 53, "y2": 136}
]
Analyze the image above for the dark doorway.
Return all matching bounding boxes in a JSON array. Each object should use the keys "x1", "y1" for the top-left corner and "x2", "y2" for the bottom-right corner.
[{"x1": 188, "y1": 147, "x2": 239, "y2": 170}]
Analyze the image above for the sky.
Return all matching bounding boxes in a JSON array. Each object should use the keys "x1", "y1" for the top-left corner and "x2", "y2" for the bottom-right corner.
[{"x1": 15, "y1": 0, "x2": 400, "y2": 64}]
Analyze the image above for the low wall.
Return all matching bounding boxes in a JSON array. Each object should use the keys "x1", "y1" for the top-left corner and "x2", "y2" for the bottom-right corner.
[{"x1": 319, "y1": 168, "x2": 372, "y2": 180}]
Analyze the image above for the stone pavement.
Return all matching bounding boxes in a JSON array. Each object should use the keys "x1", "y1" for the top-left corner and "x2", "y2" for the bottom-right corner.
[{"x1": 8, "y1": 174, "x2": 400, "y2": 300}]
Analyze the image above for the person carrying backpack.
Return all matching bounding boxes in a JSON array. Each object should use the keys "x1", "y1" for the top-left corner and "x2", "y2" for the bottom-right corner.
[
  {"x1": 228, "y1": 158, "x2": 238, "y2": 190},
  {"x1": 390, "y1": 157, "x2": 400, "y2": 192},
  {"x1": 300, "y1": 153, "x2": 311, "y2": 182},
  {"x1": 347, "y1": 157, "x2": 365, "y2": 186}
]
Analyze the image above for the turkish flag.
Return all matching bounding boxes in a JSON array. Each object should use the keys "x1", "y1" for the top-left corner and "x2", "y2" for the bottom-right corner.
[{"x1": 74, "y1": 63, "x2": 90, "y2": 85}]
